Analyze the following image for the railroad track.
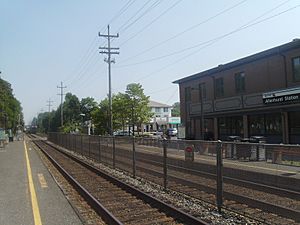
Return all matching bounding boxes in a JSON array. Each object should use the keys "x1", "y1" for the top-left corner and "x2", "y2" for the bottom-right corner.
[
  {"x1": 78, "y1": 142, "x2": 300, "y2": 224},
  {"x1": 31, "y1": 137, "x2": 209, "y2": 225}
]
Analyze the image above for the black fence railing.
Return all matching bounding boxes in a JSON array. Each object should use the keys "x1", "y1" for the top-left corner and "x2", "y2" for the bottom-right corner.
[{"x1": 47, "y1": 132, "x2": 300, "y2": 218}]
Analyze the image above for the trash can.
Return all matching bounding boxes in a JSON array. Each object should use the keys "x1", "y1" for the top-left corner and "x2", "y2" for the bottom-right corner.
[
  {"x1": 249, "y1": 136, "x2": 266, "y2": 160},
  {"x1": 236, "y1": 138, "x2": 251, "y2": 160},
  {"x1": 226, "y1": 136, "x2": 241, "y2": 159}
]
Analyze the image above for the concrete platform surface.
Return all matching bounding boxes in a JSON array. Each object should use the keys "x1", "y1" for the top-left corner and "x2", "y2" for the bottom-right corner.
[{"x1": 0, "y1": 139, "x2": 83, "y2": 225}]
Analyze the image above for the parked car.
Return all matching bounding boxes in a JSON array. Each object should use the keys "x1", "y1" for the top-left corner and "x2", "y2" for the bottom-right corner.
[
  {"x1": 166, "y1": 128, "x2": 177, "y2": 136},
  {"x1": 149, "y1": 131, "x2": 163, "y2": 139},
  {"x1": 113, "y1": 130, "x2": 132, "y2": 136}
]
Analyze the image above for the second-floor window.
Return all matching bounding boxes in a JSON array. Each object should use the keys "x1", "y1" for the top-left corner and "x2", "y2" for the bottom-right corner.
[
  {"x1": 199, "y1": 83, "x2": 206, "y2": 100},
  {"x1": 185, "y1": 87, "x2": 191, "y2": 102},
  {"x1": 293, "y1": 56, "x2": 300, "y2": 82},
  {"x1": 163, "y1": 107, "x2": 168, "y2": 112},
  {"x1": 235, "y1": 72, "x2": 245, "y2": 93},
  {"x1": 155, "y1": 108, "x2": 160, "y2": 113},
  {"x1": 215, "y1": 77, "x2": 224, "y2": 97}
]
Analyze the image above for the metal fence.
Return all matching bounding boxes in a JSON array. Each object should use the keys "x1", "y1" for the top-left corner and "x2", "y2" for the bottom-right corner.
[{"x1": 48, "y1": 132, "x2": 300, "y2": 218}]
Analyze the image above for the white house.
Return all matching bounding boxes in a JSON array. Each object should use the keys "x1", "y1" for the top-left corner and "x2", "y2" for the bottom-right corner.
[{"x1": 144, "y1": 100, "x2": 180, "y2": 132}]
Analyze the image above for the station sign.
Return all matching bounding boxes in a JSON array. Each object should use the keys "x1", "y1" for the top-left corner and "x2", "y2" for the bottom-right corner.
[
  {"x1": 168, "y1": 117, "x2": 181, "y2": 124},
  {"x1": 262, "y1": 87, "x2": 300, "y2": 105},
  {"x1": 185, "y1": 146, "x2": 194, "y2": 162}
]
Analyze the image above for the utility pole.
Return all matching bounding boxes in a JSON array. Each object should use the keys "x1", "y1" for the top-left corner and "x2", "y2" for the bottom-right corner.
[
  {"x1": 57, "y1": 81, "x2": 67, "y2": 127},
  {"x1": 46, "y1": 98, "x2": 53, "y2": 132},
  {"x1": 98, "y1": 25, "x2": 119, "y2": 135}
]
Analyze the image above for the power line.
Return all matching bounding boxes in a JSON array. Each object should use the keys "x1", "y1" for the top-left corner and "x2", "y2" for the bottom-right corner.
[
  {"x1": 63, "y1": 1, "x2": 136, "y2": 87},
  {"x1": 118, "y1": 0, "x2": 246, "y2": 61},
  {"x1": 117, "y1": 1, "x2": 297, "y2": 69},
  {"x1": 112, "y1": 3, "x2": 300, "y2": 93},
  {"x1": 67, "y1": 50, "x2": 101, "y2": 87},
  {"x1": 118, "y1": 0, "x2": 163, "y2": 33},
  {"x1": 166, "y1": 88, "x2": 178, "y2": 104},
  {"x1": 62, "y1": 37, "x2": 98, "y2": 84},
  {"x1": 107, "y1": 0, "x2": 137, "y2": 25},
  {"x1": 117, "y1": 0, "x2": 153, "y2": 32}
]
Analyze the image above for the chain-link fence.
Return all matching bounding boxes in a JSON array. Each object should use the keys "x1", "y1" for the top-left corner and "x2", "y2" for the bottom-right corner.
[{"x1": 48, "y1": 132, "x2": 300, "y2": 222}]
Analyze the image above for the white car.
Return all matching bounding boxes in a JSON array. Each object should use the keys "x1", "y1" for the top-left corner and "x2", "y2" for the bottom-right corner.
[{"x1": 167, "y1": 128, "x2": 177, "y2": 136}]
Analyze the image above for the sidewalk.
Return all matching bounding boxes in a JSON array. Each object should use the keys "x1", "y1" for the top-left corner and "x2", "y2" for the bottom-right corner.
[{"x1": 0, "y1": 138, "x2": 82, "y2": 225}]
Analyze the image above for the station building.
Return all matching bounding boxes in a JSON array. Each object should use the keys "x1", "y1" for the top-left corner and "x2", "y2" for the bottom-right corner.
[{"x1": 173, "y1": 39, "x2": 300, "y2": 144}]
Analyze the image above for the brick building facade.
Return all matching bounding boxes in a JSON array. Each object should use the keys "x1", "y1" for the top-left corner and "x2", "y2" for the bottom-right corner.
[{"x1": 173, "y1": 39, "x2": 300, "y2": 144}]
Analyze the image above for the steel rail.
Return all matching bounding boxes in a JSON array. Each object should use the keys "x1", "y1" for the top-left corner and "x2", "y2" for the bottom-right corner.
[
  {"x1": 34, "y1": 140, "x2": 123, "y2": 225},
  {"x1": 34, "y1": 139, "x2": 209, "y2": 225},
  {"x1": 85, "y1": 150, "x2": 300, "y2": 222}
]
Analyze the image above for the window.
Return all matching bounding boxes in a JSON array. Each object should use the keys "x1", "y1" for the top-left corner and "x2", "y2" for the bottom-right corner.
[
  {"x1": 292, "y1": 56, "x2": 300, "y2": 81},
  {"x1": 289, "y1": 112, "x2": 300, "y2": 134},
  {"x1": 155, "y1": 108, "x2": 160, "y2": 113},
  {"x1": 218, "y1": 116, "x2": 243, "y2": 139},
  {"x1": 215, "y1": 78, "x2": 224, "y2": 97},
  {"x1": 163, "y1": 107, "x2": 168, "y2": 112},
  {"x1": 289, "y1": 112, "x2": 300, "y2": 143},
  {"x1": 248, "y1": 113, "x2": 281, "y2": 136},
  {"x1": 198, "y1": 83, "x2": 206, "y2": 100},
  {"x1": 185, "y1": 87, "x2": 191, "y2": 102},
  {"x1": 235, "y1": 72, "x2": 245, "y2": 93}
]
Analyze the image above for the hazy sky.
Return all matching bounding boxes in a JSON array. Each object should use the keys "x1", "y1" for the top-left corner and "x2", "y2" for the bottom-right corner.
[{"x1": 1, "y1": 0, "x2": 299, "y2": 124}]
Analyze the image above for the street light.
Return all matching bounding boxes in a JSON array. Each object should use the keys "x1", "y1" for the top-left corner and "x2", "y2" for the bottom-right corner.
[{"x1": 80, "y1": 113, "x2": 85, "y2": 133}]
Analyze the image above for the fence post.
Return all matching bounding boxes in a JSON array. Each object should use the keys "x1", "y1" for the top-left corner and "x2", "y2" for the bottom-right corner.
[
  {"x1": 68, "y1": 133, "x2": 71, "y2": 150},
  {"x1": 132, "y1": 136, "x2": 136, "y2": 178},
  {"x1": 98, "y1": 136, "x2": 101, "y2": 162},
  {"x1": 113, "y1": 136, "x2": 116, "y2": 169},
  {"x1": 216, "y1": 140, "x2": 223, "y2": 214},
  {"x1": 73, "y1": 134, "x2": 77, "y2": 152},
  {"x1": 88, "y1": 135, "x2": 91, "y2": 158},
  {"x1": 81, "y1": 135, "x2": 83, "y2": 155},
  {"x1": 256, "y1": 144, "x2": 260, "y2": 161},
  {"x1": 163, "y1": 138, "x2": 168, "y2": 190}
]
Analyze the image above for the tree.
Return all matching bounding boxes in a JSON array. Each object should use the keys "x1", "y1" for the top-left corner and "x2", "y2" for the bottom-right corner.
[
  {"x1": 125, "y1": 83, "x2": 153, "y2": 134},
  {"x1": 113, "y1": 93, "x2": 131, "y2": 132},
  {"x1": 171, "y1": 102, "x2": 180, "y2": 117},
  {"x1": 63, "y1": 93, "x2": 81, "y2": 125},
  {"x1": 91, "y1": 98, "x2": 109, "y2": 135},
  {"x1": 80, "y1": 97, "x2": 97, "y2": 121},
  {"x1": 0, "y1": 78, "x2": 23, "y2": 131}
]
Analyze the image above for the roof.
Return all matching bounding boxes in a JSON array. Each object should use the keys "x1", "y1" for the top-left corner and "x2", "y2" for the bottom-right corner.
[
  {"x1": 149, "y1": 100, "x2": 172, "y2": 108},
  {"x1": 173, "y1": 39, "x2": 300, "y2": 84}
]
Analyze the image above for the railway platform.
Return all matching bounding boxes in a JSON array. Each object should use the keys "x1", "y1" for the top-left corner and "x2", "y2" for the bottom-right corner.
[
  {"x1": 0, "y1": 137, "x2": 82, "y2": 225},
  {"x1": 140, "y1": 144, "x2": 300, "y2": 179}
]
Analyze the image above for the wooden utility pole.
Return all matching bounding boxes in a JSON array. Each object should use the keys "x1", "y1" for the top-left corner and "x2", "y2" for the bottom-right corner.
[
  {"x1": 57, "y1": 81, "x2": 67, "y2": 127},
  {"x1": 46, "y1": 98, "x2": 53, "y2": 132},
  {"x1": 98, "y1": 25, "x2": 119, "y2": 135}
]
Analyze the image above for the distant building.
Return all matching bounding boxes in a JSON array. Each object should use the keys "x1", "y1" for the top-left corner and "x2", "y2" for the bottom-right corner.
[
  {"x1": 143, "y1": 100, "x2": 181, "y2": 132},
  {"x1": 173, "y1": 39, "x2": 300, "y2": 143}
]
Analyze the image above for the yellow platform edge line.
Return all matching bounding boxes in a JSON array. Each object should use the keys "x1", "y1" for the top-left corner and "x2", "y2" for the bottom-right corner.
[{"x1": 24, "y1": 141, "x2": 43, "y2": 225}]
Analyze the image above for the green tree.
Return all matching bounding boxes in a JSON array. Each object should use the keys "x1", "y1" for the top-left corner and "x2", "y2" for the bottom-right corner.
[
  {"x1": 63, "y1": 93, "x2": 81, "y2": 126},
  {"x1": 0, "y1": 78, "x2": 23, "y2": 131},
  {"x1": 171, "y1": 102, "x2": 180, "y2": 117},
  {"x1": 113, "y1": 93, "x2": 131, "y2": 132},
  {"x1": 125, "y1": 83, "x2": 153, "y2": 134},
  {"x1": 91, "y1": 98, "x2": 109, "y2": 135},
  {"x1": 80, "y1": 97, "x2": 98, "y2": 121}
]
